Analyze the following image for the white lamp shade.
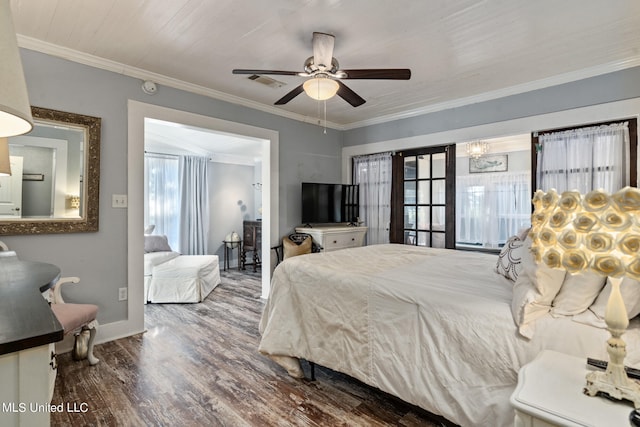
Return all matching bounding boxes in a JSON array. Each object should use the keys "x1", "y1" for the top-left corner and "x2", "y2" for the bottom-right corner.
[
  {"x1": 0, "y1": 0, "x2": 34, "y2": 138},
  {"x1": 225, "y1": 231, "x2": 240, "y2": 248},
  {"x1": 303, "y1": 78, "x2": 339, "y2": 101},
  {"x1": 0, "y1": 137, "x2": 11, "y2": 176}
]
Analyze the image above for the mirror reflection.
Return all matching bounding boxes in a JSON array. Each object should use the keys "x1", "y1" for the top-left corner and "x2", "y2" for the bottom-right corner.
[
  {"x1": 3, "y1": 123, "x2": 84, "y2": 219},
  {"x1": 0, "y1": 107, "x2": 101, "y2": 235}
]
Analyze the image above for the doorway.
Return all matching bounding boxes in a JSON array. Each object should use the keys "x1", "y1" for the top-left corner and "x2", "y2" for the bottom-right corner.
[{"x1": 126, "y1": 101, "x2": 279, "y2": 338}]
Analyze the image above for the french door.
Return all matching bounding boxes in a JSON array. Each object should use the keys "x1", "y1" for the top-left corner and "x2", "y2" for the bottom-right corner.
[{"x1": 390, "y1": 145, "x2": 456, "y2": 248}]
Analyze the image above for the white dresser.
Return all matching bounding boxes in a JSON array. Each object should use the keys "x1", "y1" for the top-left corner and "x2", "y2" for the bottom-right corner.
[{"x1": 295, "y1": 226, "x2": 367, "y2": 252}]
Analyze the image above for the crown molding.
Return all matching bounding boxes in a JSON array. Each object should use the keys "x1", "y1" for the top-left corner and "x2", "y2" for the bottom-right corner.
[
  {"x1": 17, "y1": 35, "x2": 344, "y2": 130},
  {"x1": 341, "y1": 57, "x2": 640, "y2": 130},
  {"x1": 18, "y1": 35, "x2": 640, "y2": 132}
]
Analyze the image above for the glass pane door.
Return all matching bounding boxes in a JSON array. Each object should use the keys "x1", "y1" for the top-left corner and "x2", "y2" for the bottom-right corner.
[{"x1": 403, "y1": 152, "x2": 447, "y2": 248}]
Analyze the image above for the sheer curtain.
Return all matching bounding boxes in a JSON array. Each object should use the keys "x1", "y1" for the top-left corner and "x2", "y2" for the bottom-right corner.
[
  {"x1": 353, "y1": 152, "x2": 392, "y2": 245},
  {"x1": 456, "y1": 171, "x2": 530, "y2": 248},
  {"x1": 144, "y1": 154, "x2": 180, "y2": 250},
  {"x1": 179, "y1": 155, "x2": 210, "y2": 255},
  {"x1": 537, "y1": 122, "x2": 629, "y2": 193}
]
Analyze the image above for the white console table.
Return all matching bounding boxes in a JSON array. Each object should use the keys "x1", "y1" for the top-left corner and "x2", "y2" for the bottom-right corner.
[
  {"x1": 511, "y1": 350, "x2": 632, "y2": 426},
  {"x1": 295, "y1": 226, "x2": 367, "y2": 252}
]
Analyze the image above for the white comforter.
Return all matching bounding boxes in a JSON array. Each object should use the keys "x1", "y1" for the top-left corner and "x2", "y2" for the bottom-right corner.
[{"x1": 259, "y1": 244, "x2": 640, "y2": 427}]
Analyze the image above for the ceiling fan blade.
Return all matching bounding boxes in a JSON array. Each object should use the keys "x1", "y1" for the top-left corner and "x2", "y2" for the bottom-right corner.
[
  {"x1": 232, "y1": 69, "x2": 300, "y2": 76},
  {"x1": 336, "y1": 81, "x2": 366, "y2": 107},
  {"x1": 312, "y1": 32, "x2": 335, "y2": 70},
  {"x1": 274, "y1": 84, "x2": 305, "y2": 105},
  {"x1": 340, "y1": 69, "x2": 411, "y2": 80}
]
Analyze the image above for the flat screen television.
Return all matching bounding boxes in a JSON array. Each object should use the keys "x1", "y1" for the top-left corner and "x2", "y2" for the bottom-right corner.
[{"x1": 301, "y1": 182, "x2": 359, "y2": 224}]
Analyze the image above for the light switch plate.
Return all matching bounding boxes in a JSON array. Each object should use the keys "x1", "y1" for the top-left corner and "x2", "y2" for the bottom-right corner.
[{"x1": 112, "y1": 194, "x2": 128, "y2": 208}]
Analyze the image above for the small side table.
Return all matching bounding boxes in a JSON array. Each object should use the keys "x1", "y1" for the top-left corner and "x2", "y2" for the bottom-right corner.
[
  {"x1": 222, "y1": 240, "x2": 242, "y2": 271},
  {"x1": 511, "y1": 350, "x2": 632, "y2": 426}
]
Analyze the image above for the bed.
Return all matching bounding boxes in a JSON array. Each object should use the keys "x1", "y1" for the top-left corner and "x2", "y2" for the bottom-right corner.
[
  {"x1": 144, "y1": 235, "x2": 221, "y2": 303},
  {"x1": 258, "y1": 242, "x2": 640, "y2": 427}
]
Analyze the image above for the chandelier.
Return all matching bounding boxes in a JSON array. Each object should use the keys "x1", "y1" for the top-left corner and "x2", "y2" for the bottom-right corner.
[{"x1": 466, "y1": 140, "x2": 489, "y2": 159}]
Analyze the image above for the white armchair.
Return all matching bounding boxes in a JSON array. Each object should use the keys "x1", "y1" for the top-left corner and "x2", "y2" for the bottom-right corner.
[{"x1": 49, "y1": 277, "x2": 100, "y2": 365}]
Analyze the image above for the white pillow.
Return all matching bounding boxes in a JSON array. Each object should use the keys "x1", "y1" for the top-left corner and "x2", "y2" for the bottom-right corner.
[
  {"x1": 495, "y1": 235, "x2": 525, "y2": 282},
  {"x1": 511, "y1": 236, "x2": 566, "y2": 339},
  {"x1": 550, "y1": 272, "x2": 606, "y2": 317},
  {"x1": 573, "y1": 277, "x2": 640, "y2": 328}
]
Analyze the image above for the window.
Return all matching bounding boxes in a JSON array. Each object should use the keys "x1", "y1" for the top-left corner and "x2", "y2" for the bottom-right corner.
[
  {"x1": 456, "y1": 171, "x2": 530, "y2": 249},
  {"x1": 144, "y1": 154, "x2": 180, "y2": 250},
  {"x1": 532, "y1": 118, "x2": 637, "y2": 192},
  {"x1": 352, "y1": 152, "x2": 392, "y2": 245}
]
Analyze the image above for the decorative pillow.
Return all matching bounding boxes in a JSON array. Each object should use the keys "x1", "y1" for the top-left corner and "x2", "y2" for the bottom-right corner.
[
  {"x1": 283, "y1": 236, "x2": 312, "y2": 260},
  {"x1": 144, "y1": 235, "x2": 172, "y2": 253},
  {"x1": 511, "y1": 236, "x2": 566, "y2": 339},
  {"x1": 495, "y1": 235, "x2": 525, "y2": 282},
  {"x1": 550, "y1": 272, "x2": 607, "y2": 317},
  {"x1": 144, "y1": 224, "x2": 156, "y2": 234},
  {"x1": 573, "y1": 277, "x2": 640, "y2": 328}
]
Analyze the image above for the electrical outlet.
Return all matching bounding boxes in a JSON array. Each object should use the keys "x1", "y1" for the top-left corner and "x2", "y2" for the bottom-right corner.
[{"x1": 118, "y1": 287, "x2": 128, "y2": 301}]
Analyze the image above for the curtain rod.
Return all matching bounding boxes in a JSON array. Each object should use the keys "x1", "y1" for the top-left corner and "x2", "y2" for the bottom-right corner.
[
  {"x1": 144, "y1": 150, "x2": 178, "y2": 158},
  {"x1": 144, "y1": 150, "x2": 213, "y2": 161}
]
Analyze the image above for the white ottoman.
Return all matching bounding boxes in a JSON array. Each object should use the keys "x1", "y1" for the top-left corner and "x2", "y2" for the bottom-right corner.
[{"x1": 147, "y1": 254, "x2": 221, "y2": 303}]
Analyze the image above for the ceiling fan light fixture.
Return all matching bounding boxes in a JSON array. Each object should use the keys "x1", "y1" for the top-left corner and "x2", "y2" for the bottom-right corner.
[{"x1": 303, "y1": 78, "x2": 339, "y2": 101}]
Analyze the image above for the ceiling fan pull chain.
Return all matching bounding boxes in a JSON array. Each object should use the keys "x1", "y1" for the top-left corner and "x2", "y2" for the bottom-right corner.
[{"x1": 323, "y1": 100, "x2": 327, "y2": 134}]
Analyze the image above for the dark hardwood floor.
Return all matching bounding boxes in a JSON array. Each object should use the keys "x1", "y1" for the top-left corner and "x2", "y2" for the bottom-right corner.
[{"x1": 51, "y1": 270, "x2": 447, "y2": 426}]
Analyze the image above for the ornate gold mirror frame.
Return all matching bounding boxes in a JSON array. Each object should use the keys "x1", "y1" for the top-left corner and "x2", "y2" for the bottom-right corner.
[{"x1": 0, "y1": 107, "x2": 101, "y2": 235}]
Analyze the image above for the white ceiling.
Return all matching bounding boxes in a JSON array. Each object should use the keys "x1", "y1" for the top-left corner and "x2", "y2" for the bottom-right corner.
[
  {"x1": 144, "y1": 118, "x2": 263, "y2": 163},
  {"x1": 10, "y1": 0, "x2": 640, "y2": 130}
]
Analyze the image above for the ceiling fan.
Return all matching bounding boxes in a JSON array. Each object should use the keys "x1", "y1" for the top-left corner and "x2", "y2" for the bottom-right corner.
[{"x1": 232, "y1": 32, "x2": 411, "y2": 107}]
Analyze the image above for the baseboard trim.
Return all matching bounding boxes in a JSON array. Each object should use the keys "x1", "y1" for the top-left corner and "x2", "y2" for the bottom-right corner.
[{"x1": 55, "y1": 320, "x2": 147, "y2": 354}]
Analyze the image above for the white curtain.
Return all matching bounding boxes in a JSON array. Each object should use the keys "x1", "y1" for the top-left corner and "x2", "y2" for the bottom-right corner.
[
  {"x1": 179, "y1": 155, "x2": 210, "y2": 255},
  {"x1": 144, "y1": 154, "x2": 180, "y2": 251},
  {"x1": 456, "y1": 171, "x2": 530, "y2": 249},
  {"x1": 537, "y1": 122, "x2": 629, "y2": 193},
  {"x1": 353, "y1": 152, "x2": 392, "y2": 245}
]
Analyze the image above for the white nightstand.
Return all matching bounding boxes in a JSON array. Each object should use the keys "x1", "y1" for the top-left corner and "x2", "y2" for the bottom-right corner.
[{"x1": 510, "y1": 350, "x2": 633, "y2": 426}]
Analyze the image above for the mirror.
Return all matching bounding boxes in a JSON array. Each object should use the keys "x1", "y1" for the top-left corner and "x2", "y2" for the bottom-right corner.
[{"x1": 0, "y1": 106, "x2": 101, "y2": 235}]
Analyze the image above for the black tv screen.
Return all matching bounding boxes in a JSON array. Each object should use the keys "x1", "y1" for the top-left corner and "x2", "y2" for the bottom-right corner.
[{"x1": 301, "y1": 182, "x2": 359, "y2": 224}]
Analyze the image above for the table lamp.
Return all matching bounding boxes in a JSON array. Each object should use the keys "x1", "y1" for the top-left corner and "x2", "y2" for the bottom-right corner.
[{"x1": 529, "y1": 187, "x2": 640, "y2": 406}]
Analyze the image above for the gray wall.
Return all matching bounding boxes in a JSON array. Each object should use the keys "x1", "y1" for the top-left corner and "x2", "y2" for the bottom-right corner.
[
  {"x1": 208, "y1": 161, "x2": 256, "y2": 267},
  {"x1": 343, "y1": 66, "x2": 640, "y2": 146},
  {"x1": 10, "y1": 145, "x2": 53, "y2": 216},
  {"x1": 2, "y1": 48, "x2": 342, "y2": 325}
]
